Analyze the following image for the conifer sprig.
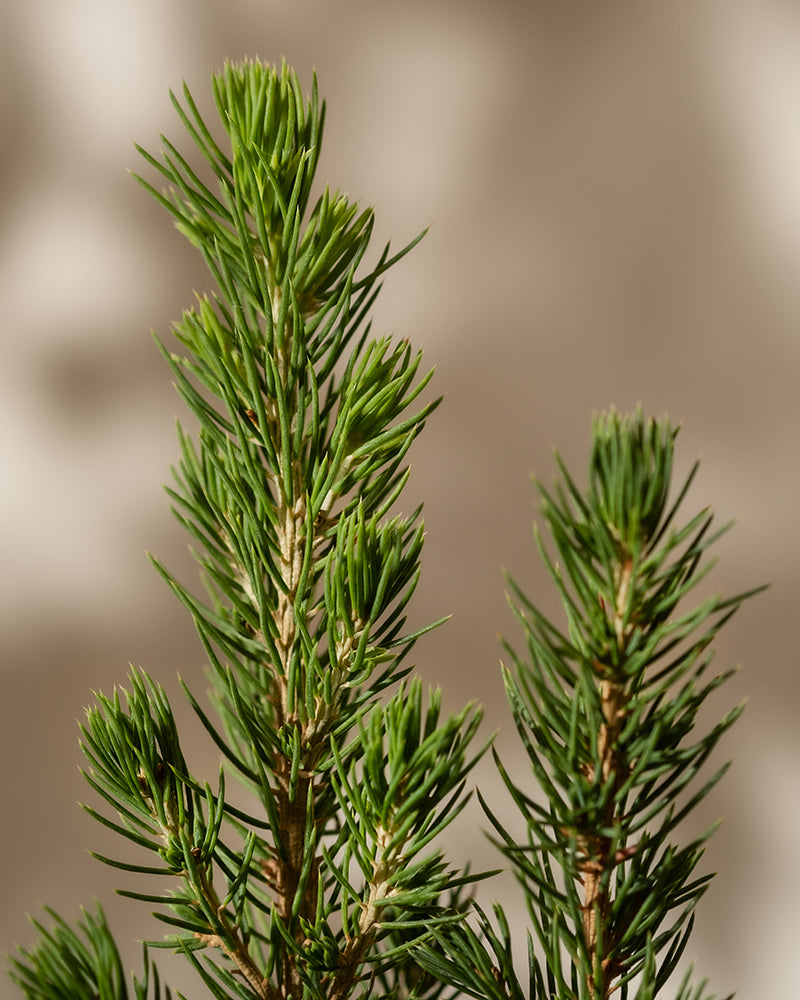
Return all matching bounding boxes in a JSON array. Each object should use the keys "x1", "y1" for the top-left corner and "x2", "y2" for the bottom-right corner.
[
  {"x1": 416, "y1": 409, "x2": 759, "y2": 1000},
  {"x1": 7, "y1": 905, "x2": 172, "y2": 1000},
  {"x1": 7, "y1": 59, "x2": 484, "y2": 1000},
  {"x1": 497, "y1": 412, "x2": 755, "y2": 999}
]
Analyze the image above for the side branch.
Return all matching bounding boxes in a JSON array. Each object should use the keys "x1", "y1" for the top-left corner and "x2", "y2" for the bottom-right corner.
[{"x1": 194, "y1": 932, "x2": 279, "y2": 1000}]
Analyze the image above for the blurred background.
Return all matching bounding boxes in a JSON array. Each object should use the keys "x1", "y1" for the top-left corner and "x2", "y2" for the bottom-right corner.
[{"x1": 2, "y1": 1, "x2": 798, "y2": 996}]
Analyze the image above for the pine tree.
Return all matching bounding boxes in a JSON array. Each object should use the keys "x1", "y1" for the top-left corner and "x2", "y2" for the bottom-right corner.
[{"x1": 7, "y1": 60, "x2": 759, "y2": 1000}]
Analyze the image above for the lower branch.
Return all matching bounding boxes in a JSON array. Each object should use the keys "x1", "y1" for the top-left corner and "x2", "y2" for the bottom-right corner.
[{"x1": 194, "y1": 932, "x2": 279, "y2": 1000}]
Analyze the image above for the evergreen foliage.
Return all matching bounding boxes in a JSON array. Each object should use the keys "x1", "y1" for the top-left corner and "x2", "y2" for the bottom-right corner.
[
  {"x1": 416, "y1": 411, "x2": 761, "y2": 1000},
  {"x1": 6, "y1": 60, "x2": 759, "y2": 1000}
]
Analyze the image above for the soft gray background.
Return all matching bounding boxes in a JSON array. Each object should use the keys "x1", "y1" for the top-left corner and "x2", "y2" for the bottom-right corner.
[{"x1": 2, "y1": 2, "x2": 798, "y2": 997}]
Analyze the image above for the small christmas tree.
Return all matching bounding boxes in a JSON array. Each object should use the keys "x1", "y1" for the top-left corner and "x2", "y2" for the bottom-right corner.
[{"x1": 7, "y1": 60, "x2": 759, "y2": 1000}]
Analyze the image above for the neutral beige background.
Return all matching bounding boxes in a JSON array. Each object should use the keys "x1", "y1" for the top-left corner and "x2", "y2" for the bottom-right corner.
[{"x1": 2, "y1": 2, "x2": 798, "y2": 997}]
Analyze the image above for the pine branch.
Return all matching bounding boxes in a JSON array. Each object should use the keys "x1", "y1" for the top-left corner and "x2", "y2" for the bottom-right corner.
[
  {"x1": 7, "y1": 905, "x2": 172, "y2": 1000},
  {"x1": 491, "y1": 409, "x2": 761, "y2": 999},
  {"x1": 7, "y1": 58, "x2": 485, "y2": 1000},
  {"x1": 414, "y1": 409, "x2": 761, "y2": 1000}
]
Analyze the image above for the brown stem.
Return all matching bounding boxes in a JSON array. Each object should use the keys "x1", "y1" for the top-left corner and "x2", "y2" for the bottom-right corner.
[
  {"x1": 195, "y1": 933, "x2": 279, "y2": 1000},
  {"x1": 194, "y1": 877, "x2": 279, "y2": 1000},
  {"x1": 271, "y1": 763, "x2": 320, "y2": 1000},
  {"x1": 580, "y1": 559, "x2": 635, "y2": 1000},
  {"x1": 245, "y1": 484, "x2": 316, "y2": 999},
  {"x1": 581, "y1": 676, "x2": 627, "y2": 999}
]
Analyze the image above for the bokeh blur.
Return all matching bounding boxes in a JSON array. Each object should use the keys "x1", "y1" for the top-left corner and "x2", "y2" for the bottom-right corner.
[{"x1": 2, "y1": 2, "x2": 798, "y2": 996}]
